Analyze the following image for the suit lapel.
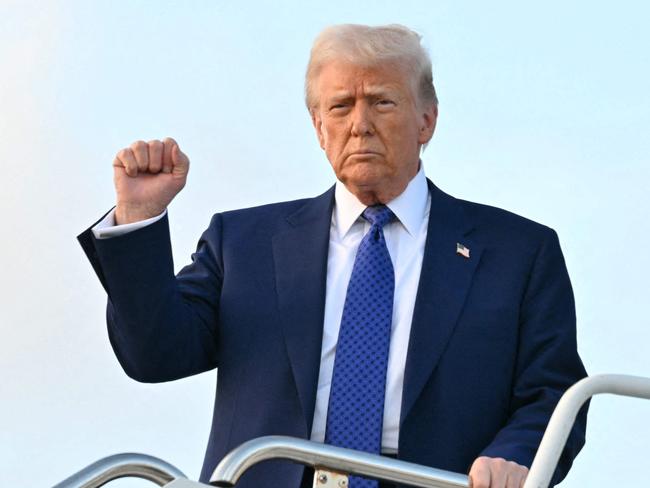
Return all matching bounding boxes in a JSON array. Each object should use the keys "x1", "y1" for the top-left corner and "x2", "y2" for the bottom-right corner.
[
  {"x1": 400, "y1": 180, "x2": 484, "y2": 425},
  {"x1": 271, "y1": 180, "x2": 483, "y2": 432},
  {"x1": 272, "y1": 187, "x2": 335, "y2": 434}
]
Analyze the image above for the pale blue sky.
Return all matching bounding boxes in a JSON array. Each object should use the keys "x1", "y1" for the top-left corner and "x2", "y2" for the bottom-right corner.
[{"x1": 1, "y1": 1, "x2": 649, "y2": 486}]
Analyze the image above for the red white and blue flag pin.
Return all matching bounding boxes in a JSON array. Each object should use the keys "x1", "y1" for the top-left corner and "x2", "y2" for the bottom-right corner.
[{"x1": 456, "y1": 242, "x2": 470, "y2": 259}]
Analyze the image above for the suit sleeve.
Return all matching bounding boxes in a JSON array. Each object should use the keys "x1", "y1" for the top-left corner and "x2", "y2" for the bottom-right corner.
[
  {"x1": 77, "y1": 211, "x2": 224, "y2": 382},
  {"x1": 479, "y1": 227, "x2": 588, "y2": 485}
]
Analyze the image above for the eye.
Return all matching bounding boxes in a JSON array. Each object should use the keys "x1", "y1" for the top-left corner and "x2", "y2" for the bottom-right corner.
[
  {"x1": 328, "y1": 103, "x2": 351, "y2": 115},
  {"x1": 376, "y1": 99, "x2": 396, "y2": 108}
]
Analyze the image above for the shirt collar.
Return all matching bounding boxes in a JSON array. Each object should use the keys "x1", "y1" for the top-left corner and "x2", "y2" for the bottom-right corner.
[{"x1": 333, "y1": 162, "x2": 429, "y2": 238}]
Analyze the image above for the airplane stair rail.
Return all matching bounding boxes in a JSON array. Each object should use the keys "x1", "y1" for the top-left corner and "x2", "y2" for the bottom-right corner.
[
  {"x1": 524, "y1": 374, "x2": 650, "y2": 488},
  {"x1": 53, "y1": 374, "x2": 650, "y2": 488},
  {"x1": 210, "y1": 436, "x2": 468, "y2": 487},
  {"x1": 52, "y1": 453, "x2": 188, "y2": 488}
]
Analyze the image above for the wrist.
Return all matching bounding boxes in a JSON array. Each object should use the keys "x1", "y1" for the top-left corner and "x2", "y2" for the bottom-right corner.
[{"x1": 115, "y1": 203, "x2": 165, "y2": 225}]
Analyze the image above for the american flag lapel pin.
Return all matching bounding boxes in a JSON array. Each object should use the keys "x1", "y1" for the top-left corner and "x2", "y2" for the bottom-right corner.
[{"x1": 456, "y1": 242, "x2": 470, "y2": 259}]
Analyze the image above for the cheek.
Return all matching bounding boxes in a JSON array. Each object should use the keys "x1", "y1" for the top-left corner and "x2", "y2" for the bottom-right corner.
[
  {"x1": 383, "y1": 121, "x2": 419, "y2": 152},
  {"x1": 322, "y1": 124, "x2": 346, "y2": 152},
  {"x1": 320, "y1": 127, "x2": 345, "y2": 171}
]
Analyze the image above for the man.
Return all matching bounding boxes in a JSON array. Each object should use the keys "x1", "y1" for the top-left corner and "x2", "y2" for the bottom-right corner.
[{"x1": 79, "y1": 24, "x2": 587, "y2": 488}]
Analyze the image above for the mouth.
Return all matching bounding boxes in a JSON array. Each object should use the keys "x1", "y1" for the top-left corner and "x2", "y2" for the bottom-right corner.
[{"x1": 349, "y1": 150, "x2": 381, "y2": 157}]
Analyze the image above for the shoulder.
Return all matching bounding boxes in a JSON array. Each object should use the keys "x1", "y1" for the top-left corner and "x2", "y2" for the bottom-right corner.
[
  {"x1": 220, "y1": 197, "x2": 313, "y2": 223},
  {"x1": 202, "y1": 186, "x2": 334, "y2": 238},
  {"x1": 436, "y1": 188, "x2": 570, "y2": 281},
  {"x1": 430, "y1": 180, "x2": 559, "y2": 252},
  {"x1": 461, "y1": 198, "x2": 554, "y2": 240}
]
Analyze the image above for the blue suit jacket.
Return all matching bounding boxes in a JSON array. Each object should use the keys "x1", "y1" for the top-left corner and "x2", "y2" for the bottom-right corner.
[{"x1": 78, "y1": 180, "x2": 587, "y2": 487}]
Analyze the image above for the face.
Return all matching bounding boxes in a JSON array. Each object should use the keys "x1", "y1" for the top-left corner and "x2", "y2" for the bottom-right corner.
[{"x1": 311, "y1": 60, "x2": 437, "y2": 205}]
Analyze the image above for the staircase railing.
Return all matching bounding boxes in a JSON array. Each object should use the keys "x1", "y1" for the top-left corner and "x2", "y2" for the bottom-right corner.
[
  {"x1": 52, "y1": 453, "x2": 186, "y2": 488},
  {"x1": 53, "y1": 374, "x2": 650, "y2": 488}
]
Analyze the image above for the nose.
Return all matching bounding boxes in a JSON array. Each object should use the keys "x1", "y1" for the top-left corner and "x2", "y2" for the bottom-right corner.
[{"x1": 350, "y1": 103, "x2": 375, "y2": 137}]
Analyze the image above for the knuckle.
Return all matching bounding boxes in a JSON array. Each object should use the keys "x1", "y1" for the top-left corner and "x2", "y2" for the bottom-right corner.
[
  {"x1": 117, "y1": 148, "x2": 131, "y2": 160},
  {"x1": 488, "y1": 458, "x2": 507, "y2": 474},
  {"x1": 131, "y1": 140, "x2": 146, "y2": 151},
  {"x1": 480, "y1": 456, "x2": 494, "y2": 466}
]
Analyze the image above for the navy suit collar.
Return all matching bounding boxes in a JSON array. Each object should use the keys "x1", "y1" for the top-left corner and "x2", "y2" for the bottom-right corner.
[
  {"x1": 272, "y1": 186, "x2": 335, "y2": 435},
  {"x1": 400, "y1": 179, "x2": 484, "y2": 427}
]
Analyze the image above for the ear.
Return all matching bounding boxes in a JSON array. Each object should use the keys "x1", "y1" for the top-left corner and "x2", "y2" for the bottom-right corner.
[
  {"x1": 417, "y1": 103, "x2": 438, "y2": 145},
  {"x1": 310, "y1": 109, "x2": 326, "y2": 150}
]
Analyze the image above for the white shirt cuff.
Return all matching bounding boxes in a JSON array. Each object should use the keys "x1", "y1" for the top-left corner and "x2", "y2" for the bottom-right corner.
[{"x1": 92, "y1": 208, "x2": 167, "y2": 239}]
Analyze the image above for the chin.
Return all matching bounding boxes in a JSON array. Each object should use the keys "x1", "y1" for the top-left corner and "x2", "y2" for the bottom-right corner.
[
  {"x1": 342, "y1": 162, "x2": 390, "y2": 184},
  {"x1": 341, "y1": 174, "x2": 386, "y2": 192}
]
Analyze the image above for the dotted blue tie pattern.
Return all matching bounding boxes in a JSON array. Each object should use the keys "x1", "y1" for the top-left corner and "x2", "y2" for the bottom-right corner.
[{"x1": 325, "y1": 205, "x2": 395, "y2": 488}]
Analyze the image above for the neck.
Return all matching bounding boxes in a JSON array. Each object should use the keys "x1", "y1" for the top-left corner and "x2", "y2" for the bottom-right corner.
[
  {"x1": 344, "y1": 161, "x2": 420, "y2": 206},
  {"x1": 347, "y1": 185, "x2": 407, "y2": 206}
]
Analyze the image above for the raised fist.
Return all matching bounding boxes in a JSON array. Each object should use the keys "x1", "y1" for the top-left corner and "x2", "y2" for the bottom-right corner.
[{"x1": 112, "y1": 137, "x2": 189, "y2": 224}]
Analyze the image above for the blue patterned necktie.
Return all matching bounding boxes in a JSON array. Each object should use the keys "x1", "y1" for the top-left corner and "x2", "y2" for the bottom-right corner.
[{"x1": 325, "y1": 205, "x2": 395, "y2": 488}]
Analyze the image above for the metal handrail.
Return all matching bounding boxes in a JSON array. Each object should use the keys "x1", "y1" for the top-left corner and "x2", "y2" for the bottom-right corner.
[
  {"x1": 211, "y1": 374, "x2": 650, "y2": 488},
  {"x1": 210, "y1": 436, "x2": 468, "y2": 487},
  {"x1": 52, "y1": 453, "x2": 187, "y2": 488},
  {"x1": 524, "y1": 374, "x2": 650, "y2": 488},
  {"x1": 52, "y1": 374, "x2": 650, "y2": 488}
]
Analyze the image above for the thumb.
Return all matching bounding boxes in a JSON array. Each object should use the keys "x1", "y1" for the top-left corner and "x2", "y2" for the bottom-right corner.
[{"x1": 171, "y1": 143, "x2": 190, "y2": 177}]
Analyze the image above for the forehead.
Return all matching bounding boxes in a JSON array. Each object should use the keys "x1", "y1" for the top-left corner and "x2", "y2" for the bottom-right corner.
[{"x1": 316, "y1": 60, "x2": 415, "y2": 98}]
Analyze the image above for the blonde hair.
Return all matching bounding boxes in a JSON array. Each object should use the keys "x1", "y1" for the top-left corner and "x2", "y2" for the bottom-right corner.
[{"x1": 305, "y1": 23, "x2": 438, "y2": 111}]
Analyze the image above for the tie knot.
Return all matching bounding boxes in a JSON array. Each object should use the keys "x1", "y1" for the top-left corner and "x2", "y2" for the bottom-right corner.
[{"x1": 362, "y1": 205, "x2": 395, "y2": 229}]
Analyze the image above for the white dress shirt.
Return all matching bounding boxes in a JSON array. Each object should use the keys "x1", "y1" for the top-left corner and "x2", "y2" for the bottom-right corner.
[
  {"x1": 92, "y1": 166, "x2": 431, "y2": 453},
  {"x1": 310, "y1": 166, "x2": 430, "y2": 452}
]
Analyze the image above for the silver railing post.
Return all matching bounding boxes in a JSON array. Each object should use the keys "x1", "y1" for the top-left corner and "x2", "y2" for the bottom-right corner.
[
  {"x1": 52, "y1": 453, "x2": 187, "y2": 488},
  {"x1": 210, "y1": 436, "x2": 469, "y2": 487},
  {"x1": 524, "y1": 374, "x2": 650, "y2": 488}
]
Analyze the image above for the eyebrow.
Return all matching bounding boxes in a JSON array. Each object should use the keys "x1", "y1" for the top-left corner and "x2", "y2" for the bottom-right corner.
[
  {"x1": 364, "y1": 86, "x2": 399, "y2": 97},
  {"x1": 326, "y1": 86, "x2": 399, "y2": 101}
]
